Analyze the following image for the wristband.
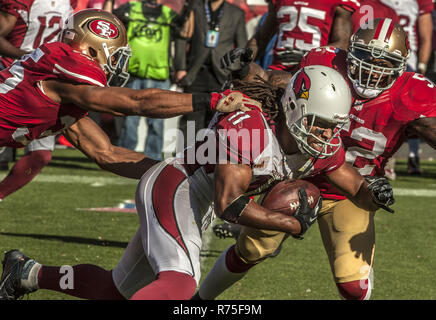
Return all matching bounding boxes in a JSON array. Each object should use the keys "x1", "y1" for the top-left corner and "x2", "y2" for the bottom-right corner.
[
  {"x1": 192, "y1": 92, "x2": 212, "y2": 112},
  {"x1": 221, "y1": 195, "x2": 252, "y2": 223}
]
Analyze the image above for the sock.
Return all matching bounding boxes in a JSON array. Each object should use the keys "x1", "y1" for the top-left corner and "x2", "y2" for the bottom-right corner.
[
  {"x1": 130, "y1": 271, "x2": 196, "y2": 300},
  {"x1": 336, "y1": 279, "x2": 372, "y2": 300},
  {"x1": 0, "y1": 150, "x2": 52, "y2": 199},
  {"x1": 37, "y1": 264, "x2": 125, "y2": 300},
  {"x1": 197, "y1": 245, "x2": 255, "y2": 300}
]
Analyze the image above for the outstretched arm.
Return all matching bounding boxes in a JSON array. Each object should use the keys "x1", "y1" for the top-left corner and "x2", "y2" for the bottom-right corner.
[
  {"x1": 214, "y1": 163, "x2": 304, "y2": 235},
  {"x1": 42, "y1": 80, "x2": 258, "y2": 117},
  {"x1": 63, "y1": 117, "x2": 159, "y2": 179}
]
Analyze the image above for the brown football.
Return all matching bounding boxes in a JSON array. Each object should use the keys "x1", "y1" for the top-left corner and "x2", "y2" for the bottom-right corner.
[{"x1": 261, "y1": 179, "x2": 321, "y2": 216}]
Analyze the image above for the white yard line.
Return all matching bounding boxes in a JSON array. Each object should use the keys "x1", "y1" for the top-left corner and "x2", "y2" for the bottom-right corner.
[{"x1": 0, "y1": 173, "x2": 137, "y2": 186}]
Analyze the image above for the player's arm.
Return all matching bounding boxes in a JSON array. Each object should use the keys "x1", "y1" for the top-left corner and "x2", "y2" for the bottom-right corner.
[
  {"x1": 0, "y1": 10, "x2": 28, "y2": 59},
  {"x1": 246, "y1": 1, "x2": 277, "y2": 60},
  {"x1": 215, "y1": 163, "x2": 312, "y2": 236},
  {"x1": 326, "y1": 162, "x2": 395, "y2": 212},
  {"x1": 63, "y1": 117, "x2": 159, "y2": 179},
  {"x1": 417, "y1": 12, "x2": 433, "y2": 74},
  {"x1": 42, "y1": 80, "x2": 256, "y2": 117},
  {"x1": 328, "y1": 6, "x2": 353, "y2": 50},
  {"x1": 405, "y1": 117, "x2": 436, "y2": 149}
]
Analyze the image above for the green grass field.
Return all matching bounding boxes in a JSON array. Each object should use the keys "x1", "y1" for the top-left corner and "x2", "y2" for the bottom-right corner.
[{"x1": 1, "y1": 148, "x2": 436, "y2": 300}]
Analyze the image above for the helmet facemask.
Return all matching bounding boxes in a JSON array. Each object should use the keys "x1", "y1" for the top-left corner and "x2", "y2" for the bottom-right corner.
[
  {"x1": 287, "y1": 108, "x2": 347, "y2": 159},
  {"x1": 347, "y1": 18, "x2": 409, "y2": 98},
  {"x1": 347, "y1": 43, "x2": 406, "y2": 94},
  {"x1": 103, "y1": 45, "x2": 131, "y2": 87}
]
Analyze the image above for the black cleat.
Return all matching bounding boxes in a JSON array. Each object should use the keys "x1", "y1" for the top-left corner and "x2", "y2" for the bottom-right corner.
[
  {"x1": 213, "y1": 222, "x2": 242, "y2": 240},
  {"x1": 0, "y1": 250, "x2": 38, "y2": 300}
]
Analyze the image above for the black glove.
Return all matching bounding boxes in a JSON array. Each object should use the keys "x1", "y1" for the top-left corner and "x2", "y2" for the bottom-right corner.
[
  {"x1": 365, "y1": 176, "x2": 395, "y2": 213},
  {"x1": 292, "y1": 188, "x2": 322, "y2": 240},
  {"x1": 220, "y1": 48, "x2": 254, "y2": 79}
]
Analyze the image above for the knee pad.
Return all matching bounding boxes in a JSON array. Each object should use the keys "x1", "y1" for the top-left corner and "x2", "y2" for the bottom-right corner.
[{"x1": 336, "y1": 279, "x2": 372, "y2": 300}]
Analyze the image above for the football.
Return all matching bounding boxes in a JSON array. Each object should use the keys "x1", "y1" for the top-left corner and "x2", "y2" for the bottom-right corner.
[{"x1": 261, "y1": 179, "x2": 321, "y2": 216}]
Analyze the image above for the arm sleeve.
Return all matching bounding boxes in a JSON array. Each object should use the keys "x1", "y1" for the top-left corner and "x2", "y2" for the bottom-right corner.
[{"x1": 0, "y1": 0, "x2": 25, "y2": 18}]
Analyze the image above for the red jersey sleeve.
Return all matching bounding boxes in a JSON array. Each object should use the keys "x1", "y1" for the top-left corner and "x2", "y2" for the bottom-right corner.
[
  {"x1": 36, "y1": 42, "x2": 107, "y2": 87},
  {"x1": 418, "y1": 0, "x2": 434, "y2": 15},
  {"x1": 0, "y1": 0, "x2": 26, "y2": 19},
  {"x1": 392, "y1": 72, "x2": 436, "y2": 120}
]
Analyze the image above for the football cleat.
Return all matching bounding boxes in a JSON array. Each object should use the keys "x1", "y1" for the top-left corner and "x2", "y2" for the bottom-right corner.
[
  {"x1": 213, "y1": 222, "x2": 242, "y2": 240},
  {"x1": 0, "y1": 250, "x2": 39, "y2": 300}
]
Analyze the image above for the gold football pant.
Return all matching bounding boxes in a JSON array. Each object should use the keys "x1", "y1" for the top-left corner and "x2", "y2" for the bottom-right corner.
[{"x1": 235, "y1": 199, "x2": 375, "y2": 284}]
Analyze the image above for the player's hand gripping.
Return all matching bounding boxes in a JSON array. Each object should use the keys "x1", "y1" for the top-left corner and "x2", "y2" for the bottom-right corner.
[
  {"x1": 365, "y1": 176, "x2": 395, "y2": 213},
  {"x1": 215, "y1": 91, "x2": 262, "y2": 113},
  {"x1": 220, "y1": 48, "x2": 254, "y2": 79},
  {"x1": 292, "y1": 189, "x2": 322, "y2": 240}
]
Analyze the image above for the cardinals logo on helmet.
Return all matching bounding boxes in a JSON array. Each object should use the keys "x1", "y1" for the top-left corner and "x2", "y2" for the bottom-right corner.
[
  {"x1": 88, "y1": 19, "x2": 119, "y2": 39},
  {"x1": 293, "y1": 69, "x2": 310, "y2": 100}
]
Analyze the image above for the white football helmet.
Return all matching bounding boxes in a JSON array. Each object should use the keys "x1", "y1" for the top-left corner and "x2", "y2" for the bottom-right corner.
[
  {"x1": 347, "y1": 18, "x2": 409, "y2": 98},
  {"x1": 281, "y1": 65, "x2": 352, "y2": 159},
  {"x1": 61, "y1": 9, "x2": 131, "y2": 87}
]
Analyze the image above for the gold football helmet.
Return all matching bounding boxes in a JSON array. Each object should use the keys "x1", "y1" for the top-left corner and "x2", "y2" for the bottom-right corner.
[
  {"x1": 347, "y1": 18, "x2": 410, "y2": 97},
  {"x1": 61, "y1": 9, "x2": 131, "y2": 87}
]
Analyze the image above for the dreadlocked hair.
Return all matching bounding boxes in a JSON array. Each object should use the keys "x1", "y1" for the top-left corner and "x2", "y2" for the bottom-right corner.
[{"x1": 230, "y1": 75, "x2": 285, "y2": 121}]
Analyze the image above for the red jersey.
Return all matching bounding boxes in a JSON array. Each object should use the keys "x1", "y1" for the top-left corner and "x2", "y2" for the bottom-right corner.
[
  {"x1": 0, "y1": 0, "x2": 77, "y2": 68},
  {"x1": 269, "y1": 0, "x2": 360, "y2": 71},
  {"x1": 380, "y1": 0, "x2": 434, "y2": 69},
  {"x1": 181, "y1": 90, "x2": 346, "y2": 196},
  {"x1": 0, "y1": 42, "x2": 107, "y2": 148},
  {"x1": 351, "y1": 0, "x2": 399, "y2": 32},
  {"x1": 301, "y1": 46, "x2": 436, "y2": 199}
]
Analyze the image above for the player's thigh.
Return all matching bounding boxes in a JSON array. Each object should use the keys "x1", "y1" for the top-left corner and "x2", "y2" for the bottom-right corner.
[
  {"x1": 236, "y1": 226, "x2": 287, "y2": 264},
  {"x1": 317, "y1": 199, "x2": 375, "y2": 283},
  {"x1": 135, "y1": 161, "x2": 205, "y2": 284},
  {"x1": 25, "y1": 136, "x2": 55, "y2": 152},
  {"x1": 112, "y1": 229, "x2": 155, "y2": 299}
]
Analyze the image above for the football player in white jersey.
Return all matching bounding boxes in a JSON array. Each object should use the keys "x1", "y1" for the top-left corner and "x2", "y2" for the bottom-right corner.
[{"x1": 0, "y1": 65, "x2": 394, "y2": 300}]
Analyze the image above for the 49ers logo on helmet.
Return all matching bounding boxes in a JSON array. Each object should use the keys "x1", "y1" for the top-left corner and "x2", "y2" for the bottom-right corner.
[
  {"x1": 293, "y1": 69, "x2": 311, "y2": 100},
  {"x1": 88, "y1": 19, "x2": 119, "y2": 39}
]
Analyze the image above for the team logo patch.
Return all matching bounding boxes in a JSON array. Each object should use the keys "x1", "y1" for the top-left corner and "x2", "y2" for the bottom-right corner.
[
  {"x1": 88, "y1": 19, "x2": 119, "y2": 39},
  {"x1": 293, "y1": 69, "x2": 311, "y2": 100}
]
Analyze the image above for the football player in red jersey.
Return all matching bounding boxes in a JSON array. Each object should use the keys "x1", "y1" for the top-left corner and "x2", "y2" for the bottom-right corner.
[
  {"x1": 247, "y1": 0, "x2": 360, "y2": 72},
  {"x1": 0, "y1": 8, "x2": 260, "y2": 177},
  {"x1": 380, "y1": 0, "x2": 434, "y2": 176},
  {"x1": 0, "y1": 66, "x2": 395, "y2": 300},
  {"x1": 0, "y1": 0, "x2": 77, "y2": 201},
  {"x1": 197, "y1": 18, "x2": 436, "y2": 300}
]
